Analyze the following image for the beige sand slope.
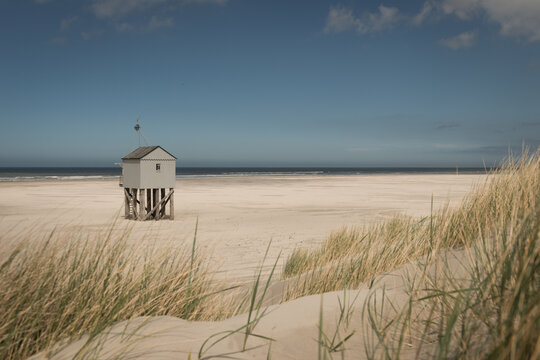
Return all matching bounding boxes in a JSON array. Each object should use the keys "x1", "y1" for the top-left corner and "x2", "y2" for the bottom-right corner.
[
  {"x1": 31, "y1": 248, "x2": 471, "y2": 360},
  {"x1": 0, "y1": 174, "x2": 484, "y2": 281}
]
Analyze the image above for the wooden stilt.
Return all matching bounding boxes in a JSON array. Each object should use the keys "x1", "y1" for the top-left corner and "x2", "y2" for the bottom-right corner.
[
  {"x1": 132, "y1": 190, "x2": 138, "y2": 219},
  {"x1": 159, "y1": 188, "x2": 166, "y2": 219},
  {"x1": 142, "y1": 189, "x2": 174, "y2": 221},
  {"x1": 156, "y1": 189, "x2": 161, "y2": 220},
  {"x1": 169, "y1": 188, "x2": 174, "y2": 220},
  {"x1": 139, "y1": 189, "x2": 145, "y2": 220},
  {"x1": 124, "y1": 188, "x2": 130, "y2": 218},
  {"x1": 146, "y1": 189, "x2": 151, "y2": 218},
  {"x1": 152, "y1": 189, "x2": 158, "y2": 219}
]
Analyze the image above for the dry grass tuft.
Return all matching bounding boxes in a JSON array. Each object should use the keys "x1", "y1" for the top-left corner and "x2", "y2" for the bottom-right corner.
[
  {"x1": 282, "y1": 149, "x2": 539, "y2": 303},
  {"x1": 282, "y1": 149, "x2": 540, "y2": 359},
  {"x1": 363, "y1": 158, "x2": 540, "y2": 359},
  {"x1": 0, "y1": 222, "x2": 233, "y2": 359}
]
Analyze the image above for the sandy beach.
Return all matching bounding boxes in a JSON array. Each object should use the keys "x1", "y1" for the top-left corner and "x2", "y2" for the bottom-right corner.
[
  {"x1": 3, "y1": 163, "x2": 537, "y2": 360},
  {"x1": 0, "y1": 174, "x2": 486, "y2": 281}
]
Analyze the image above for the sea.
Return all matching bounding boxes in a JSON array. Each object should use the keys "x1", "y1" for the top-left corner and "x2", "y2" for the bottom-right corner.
[{"x1": 0, "y1": 167, "x2": 490, "y2": 182}]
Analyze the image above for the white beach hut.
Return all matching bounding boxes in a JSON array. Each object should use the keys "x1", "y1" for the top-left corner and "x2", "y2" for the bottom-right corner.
[{"x1": 121, "y1": 146, "x2": 177, "y2": 220}]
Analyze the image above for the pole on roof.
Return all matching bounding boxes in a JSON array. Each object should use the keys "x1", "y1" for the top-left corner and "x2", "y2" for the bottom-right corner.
[{"x1": 134, "y1": 117, "x2": 150, "y2": 147}]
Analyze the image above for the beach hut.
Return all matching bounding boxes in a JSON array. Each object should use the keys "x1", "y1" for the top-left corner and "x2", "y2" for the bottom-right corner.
[{"x1": 121, "y1": 146, "x2": 177, "y2": 220}]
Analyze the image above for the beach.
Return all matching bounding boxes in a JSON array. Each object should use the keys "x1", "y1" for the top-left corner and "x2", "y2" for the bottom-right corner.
[
  {"x1": 0, "y1": 174, "x2": 486, "y2": 281},
  {"x1": 3, "y1": 163, "x2": 538, "y2": 360}
]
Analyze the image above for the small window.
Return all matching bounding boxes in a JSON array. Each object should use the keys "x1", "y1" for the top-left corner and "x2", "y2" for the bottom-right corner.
[{"x1": 156, "y1": 163, "x2": 161, "y2": 172}]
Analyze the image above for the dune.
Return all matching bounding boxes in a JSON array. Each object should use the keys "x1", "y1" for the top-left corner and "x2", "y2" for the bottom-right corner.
[{"x1": 31, "y1": 247, "x2": 472, "y2": 360}]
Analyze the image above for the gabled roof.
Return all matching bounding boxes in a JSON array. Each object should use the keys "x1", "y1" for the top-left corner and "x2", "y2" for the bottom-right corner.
[{"x1": 122, "y1": 146, "x2": 177, "y2": 160}]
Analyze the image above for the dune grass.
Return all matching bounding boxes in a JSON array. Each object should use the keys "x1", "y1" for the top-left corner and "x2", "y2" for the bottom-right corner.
[
  {"x1": 281, "y1": 150, "x2": 539, "y2": 302},
  {"x1": 362, "y1": 165, "x2": 540, "y2": 359},
  {"x1": 0, "y1": 221, "x2": 232, "y2": 359},
  {"x1": 279, "y1": 149, "x2": 539, "y2": 358}
]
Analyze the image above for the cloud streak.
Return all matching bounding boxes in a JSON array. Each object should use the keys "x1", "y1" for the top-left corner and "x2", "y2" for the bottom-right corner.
[
  {"x1": 324, "y1": 5, "x2": 401, "y2": 35},
  {"x1": 412, "y1": 2, "x2": 434, "y2": 26},
  {"x1": 326, "y1": 1, "x2": 540, "y2": 44},
  {"x1": 91, "y1": 0, "x2": 226, "y2": 18},
  {"x1": 438, "y1": 31, "x2": 478, "y2": 49},
  {"x1": 439, "y1": 0, "x2": 540, "y2": 42},
  {"x1": 60, "y1": 16, "x2": 78, "y2": 31}
]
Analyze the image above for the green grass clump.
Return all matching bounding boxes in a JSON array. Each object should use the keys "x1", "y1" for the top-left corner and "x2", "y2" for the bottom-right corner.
[{"x1": 0, "y1": 223, "x2": 222, "y2": 359}]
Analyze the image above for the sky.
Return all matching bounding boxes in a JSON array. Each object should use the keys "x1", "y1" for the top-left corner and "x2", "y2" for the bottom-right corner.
[{"x1": 0, "y1": 0, "x2": 539, "y2": 167}]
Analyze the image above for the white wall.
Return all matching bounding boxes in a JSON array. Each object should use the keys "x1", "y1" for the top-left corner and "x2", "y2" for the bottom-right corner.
[
  {"x1": 122, "y1": 160, "x2": 141, "y2": 188},
  {"x1": 140, "y1": 159, "x2": 176, "y2": 188}
]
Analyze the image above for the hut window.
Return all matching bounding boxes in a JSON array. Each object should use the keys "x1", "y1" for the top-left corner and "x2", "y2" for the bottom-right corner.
[{"x1": 156, "y1": 163, "x2": 161, "y2": 172}]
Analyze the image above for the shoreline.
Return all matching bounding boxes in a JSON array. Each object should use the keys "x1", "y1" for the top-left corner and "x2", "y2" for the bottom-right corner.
[
  {"x1": 0, "y1": 172, "x2": 485, "y2": 183},
  {"x1": 0, "y1": 167, "x2": 490, "y2": 183}
]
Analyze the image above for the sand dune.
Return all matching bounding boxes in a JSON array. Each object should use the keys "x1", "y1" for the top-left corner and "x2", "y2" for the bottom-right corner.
[{"x1": 30, "y1": 247, "x2": 471, "y2": 360}]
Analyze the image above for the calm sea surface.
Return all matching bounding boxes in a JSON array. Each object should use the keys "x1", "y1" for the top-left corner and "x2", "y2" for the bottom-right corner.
[{"x1": 0, "y1": 167, "x2": 490, "y2": 182}]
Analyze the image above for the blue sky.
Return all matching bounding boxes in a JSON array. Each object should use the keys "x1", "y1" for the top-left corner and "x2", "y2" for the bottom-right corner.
[{"x1": 1, "y1": 0, "x2": 539, "y2": 167}]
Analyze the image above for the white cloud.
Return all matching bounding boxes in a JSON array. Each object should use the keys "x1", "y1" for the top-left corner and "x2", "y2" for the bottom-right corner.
[
  {"x1": 412, "y1": 2, "x2": 434, "y2": 26},
  {"x1": 440, "y1": 0, "x2": 482, "y2": 20},
  {"x1": 324, "y1": 6, "x2": 358, "y2": 33},
  {"x1": 324, "y1": 5, "x2": 401, "y2": 35},
  {"x1": 481, "y1": 0, "x2": 540, "y2": 41},
  {"x1": 361, "y1": 5, "x2": 400, "y2": 33},
  {"x1": 441, "y1": 0, "x2": 540, "y2": 41},
  {"x1": 60, "y1": 16, "x2": 78, "y2": 31},
  {"x1": 92, "y1": 0, "x2": 167, "y2": 18},
  {"x1": 438, "y1": 30, "x2": 478, "y2": 49},
  {"x1": 91, "y1": 0, "x2": 226, "y2": 18}
]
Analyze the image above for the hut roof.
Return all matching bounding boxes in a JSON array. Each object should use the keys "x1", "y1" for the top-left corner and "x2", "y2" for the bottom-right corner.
[{"x1": 122, "y1": 146, "x2": 177, "y2": 160}]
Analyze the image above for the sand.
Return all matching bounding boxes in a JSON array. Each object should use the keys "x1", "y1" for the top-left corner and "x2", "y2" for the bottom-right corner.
[
  {"x1": 30, "y1": 247, "x2": 473, "y2": 360},
  {"x1": 0, "y1": 174, "x2": 486, "y2": 281},
  {"x1": 1, "y1": 174, "x2": 488, "y2": 359}
]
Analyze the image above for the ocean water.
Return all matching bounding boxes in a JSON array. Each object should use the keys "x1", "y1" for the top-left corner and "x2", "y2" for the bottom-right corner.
[{"x1": 0, "y1": 167, "x2": 490, "y2": 182}]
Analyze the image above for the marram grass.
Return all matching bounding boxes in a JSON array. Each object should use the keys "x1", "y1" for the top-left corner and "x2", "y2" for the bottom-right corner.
[
  {"x1": 281, "y1": 149, "x2": 539, "y2": 359},
  {"x1": 0, "y1": 222, "x2": 231, "y2": 359},
  {"x1": 362, "y1": 160, "x2": 540, "y2": 360},
  {"x1": 282, "y1": 149, "x2": 540, "y2": 302}
]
